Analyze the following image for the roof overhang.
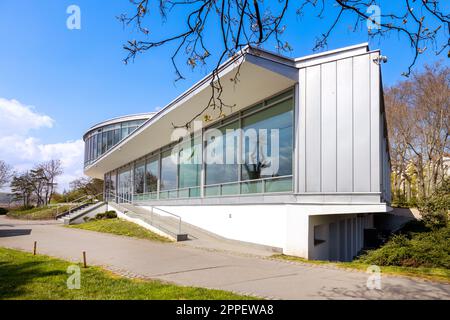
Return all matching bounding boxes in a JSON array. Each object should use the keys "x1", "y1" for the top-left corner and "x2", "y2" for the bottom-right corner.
[{"x1": 84, "y1": 47, "x2": 298, "y2": 179}]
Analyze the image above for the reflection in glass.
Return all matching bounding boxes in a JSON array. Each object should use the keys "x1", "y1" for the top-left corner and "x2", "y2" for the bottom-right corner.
[
  {"x1": 205, "y1": 121, "x2": 239, "y2": 185},
  {"x1": 84, "y1": 119, "x2": 147, "y2": 166},
  {"x1": 160, "y1": 150, "x2": 177, "y2": 190},
  {"x1": 241, "y1": 98, "x2": 293, "y2": 181},
  {"x1": 145, "y1": 157, "x2": 158, "y2": 192},
  {"x1": 134, "y1": 161, "x2": 145, "y2": 194},
  {"x1": 118, "y1": 167, "x2": 132, "y2": 202},
  {"x1": 178, "y1": 136, "x2": 201, "y2": 189}
]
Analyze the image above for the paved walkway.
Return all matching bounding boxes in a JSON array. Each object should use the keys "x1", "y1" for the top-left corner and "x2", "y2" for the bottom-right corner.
[{"x1": 0, "y1": 216, "x2": 449, "y2": 300}]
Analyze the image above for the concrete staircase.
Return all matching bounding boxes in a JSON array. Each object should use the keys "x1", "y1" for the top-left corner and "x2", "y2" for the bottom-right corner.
[
  {"x1": 57, "y1": 202, "x2": 105, "y2": 225},
  {"x1": 107, "y1": 201, "x2": 282, "y2": 256}
]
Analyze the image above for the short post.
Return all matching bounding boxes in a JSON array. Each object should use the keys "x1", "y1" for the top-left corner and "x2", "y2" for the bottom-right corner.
[
  {"x1": 33, "y1": 241, "x2": 37, "y2": 255},
  {"x1": 82, "y1": 251, "x2": 87, "y2": 268}
]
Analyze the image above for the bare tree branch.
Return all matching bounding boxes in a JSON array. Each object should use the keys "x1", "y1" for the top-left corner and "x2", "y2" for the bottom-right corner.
[{"x1": 119, "y1": 0, "x2": 449, "y2": 128}]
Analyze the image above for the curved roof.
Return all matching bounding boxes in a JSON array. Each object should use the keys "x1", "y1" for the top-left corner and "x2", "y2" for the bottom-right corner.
[{"x1": 83, "y1": 112, "x2": 156, "y2": 139}]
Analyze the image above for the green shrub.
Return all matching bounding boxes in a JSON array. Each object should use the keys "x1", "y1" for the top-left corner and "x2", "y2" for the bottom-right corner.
[
  {"x1": 94, "y1": 211, "x2": 117, "y2": 220},
  {"x1": 397, "y1": 220, "x2": 430, "y2": 235},
  {"x1": 357, "y1": 225, "x2": 450, "y2": 268},
  {"x1": 419, "y1": 180, "x2": 449, "y2": 229},
  {"x1": 105, "y1": 211, "x2": 117, "y2": 219},
  {"x1": 16, "y1": 205, "x2": 35, "y2": 211},
  {"x1": 95, "y1": 213, "x2": 106, "y2": 220},
  {"x1": 0, "y1": 208, "x2": 8, "y2": 215}
]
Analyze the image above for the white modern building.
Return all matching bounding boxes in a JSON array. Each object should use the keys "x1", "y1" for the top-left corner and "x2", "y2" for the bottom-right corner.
[{"x1": 83, "y1": 43, "x2": 392, "y2": 261}]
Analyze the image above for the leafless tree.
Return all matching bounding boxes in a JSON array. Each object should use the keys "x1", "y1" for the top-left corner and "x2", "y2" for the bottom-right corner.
[
  {"x1": 70, "y1": 177, "x2": 104, "y2": 198},
  {"x1": 119, "y1": 0, "x2": 449, "y2": 128},
  {"x1": 38, "y1": 160, "x2": 63, "y2": 205},
  {"x1": 386, "y1": 62, "x2": 449, "y2": 201}
]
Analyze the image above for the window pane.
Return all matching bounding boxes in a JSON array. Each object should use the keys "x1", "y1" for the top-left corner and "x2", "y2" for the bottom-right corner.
[
  {"x1": 205, "y1": 185, "x2": 220, "y2": 197},
  {"x1": 134, "y1": 161, "x2": 145, "y2": 194},
  {"x1": 102, "y1": 132, "x2": 107, "y2": 154},
  {"x1": 160, "y1": 150, "x2": 177, "y2": 190},
  {"x1": 221, "y1": 183, "x2": 239, "y2": 195},
  {"x1": 118, "y1": 167, "x2": 132, "y2": 202},
  {"x1": 92, "y1": 136, "x2": 96, "y2": 161},
  {"x1": 189, "y1": 187, "x2": 200, "y2": 198},
  {"x1": 178, "y1": 136, "x2": 201, "y2": 189},
  {"x1": 107, "y1": 131, "x2": 113, "y2": 150},
  {"x1": 241, "y1": 98, "x2": 293, "y2": 180},
  {"x1": 145, "y1": 158, "x2": 159, "y2": 192},
  {"x1": 159, "y1": 191, "x2": 169, "y2": 199},
  {"x1": 97, "y1": 134, "x2": 102, "y2": 157},
  {"x1": 178, "y1": 188, "x2": 189, "y2": 198},
  {"x1": 265, "y1": 176, "x2": 292, "y2": 193},
  {"x1": 265, "y1": 89, "x2": 293, "y2": 106},
  {"x1": 205, "y1": 121, "x2": 239, "y2": 185},
  {"x1": 241, "y1": 180, "x2": 262, "y2": 194},
  {"x1": 110, "y1": 172, "x2": 116, "y2": 195}
]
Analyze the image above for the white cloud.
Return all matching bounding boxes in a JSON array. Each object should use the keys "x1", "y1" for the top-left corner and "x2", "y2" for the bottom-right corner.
[
  {"x1": 0, "y1": 98, "x2": 54, "y2": 136},
  {"x1": 0, "y1": 98, "x2": 84, "y2": 192}
]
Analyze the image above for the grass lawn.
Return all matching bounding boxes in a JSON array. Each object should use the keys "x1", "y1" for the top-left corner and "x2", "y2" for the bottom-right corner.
[
  {"x1": 67, "y1": 218, "x2": 172, "y2": 243},
  {"x1": 0, "y1": 247, "x2": 254, "y2": 300},
  {"x1": 273, "y1": 221, "x2": 450, "y2": 283},
  {"x1": 7, "y1": 205, "x2": 70, "y2": 220},
  {"x1": 272, "y1": 254, "x2": 450, "y2": 283}
]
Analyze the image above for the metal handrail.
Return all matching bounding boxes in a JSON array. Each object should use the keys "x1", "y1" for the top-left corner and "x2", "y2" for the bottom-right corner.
[
  {"x1": 149, "y1": 205, "x2": 182, "y2": 235},
  {"x1": 107, "y1": 192, "x2": 182, "y2": 234},
  {"x1": 204, "y1": 174, "x2": 293, "y2": 188},
  {"x1": 56, "y1": 193, "x2": 103, "y2": 219},
  {"x1": 106, "y1": 192, "x2": 132, "y2": 204},
  {"x1": 132, "y1": 175, "x2": 293, "y2": 199}
]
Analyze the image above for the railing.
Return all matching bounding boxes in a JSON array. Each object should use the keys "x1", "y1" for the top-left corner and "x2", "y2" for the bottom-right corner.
[
  {"x1": 204, "y1": 175, "x2": 292, "y2": 197},
  {"x1": 55, "y1": 193, "x2": 103, "y2": 219},
  {"x1": 107, "y1": 192, "x2": 183, "y2": 235},
  {"x1": 134, "y1": 186, "x2": 200, "y2": 201},
  {"x1": 106, "y1": 192, "x2": 132, "y2": 204},
  {"x1": 132, "y1": 175, "x2": 292, "y2": 201},
  {"x1": 148, "y1": 206, "x2": 183, "y2": 235}
]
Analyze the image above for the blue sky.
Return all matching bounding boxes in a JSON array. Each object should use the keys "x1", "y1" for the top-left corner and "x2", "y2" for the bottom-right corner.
[{"x1": 0, "y1": 0, "x2": 448, "y2": 190}]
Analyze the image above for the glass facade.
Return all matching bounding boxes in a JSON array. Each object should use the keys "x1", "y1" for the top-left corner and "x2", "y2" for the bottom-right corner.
[
  {"x1": 205, "y1": 121, "x2": 240, "y2": 186},
  {"x1": 84, "y1": 119, "x2": 146, "y2": 167},
  {"x1": 241, "y1": 98, "x2": 293, "y2": 180},
  {"x1": 145, "y1": 157, "x2": 158, "y2": 193},
  {"x1": 134, "y1": 161, "x2": 145, "y2": 195},
  {"x1": 105, "y1": 89, "x2": 294, "y2": 202},
  {"x1": 117, "y1": 166, "x2": 132, "y2": 202}
]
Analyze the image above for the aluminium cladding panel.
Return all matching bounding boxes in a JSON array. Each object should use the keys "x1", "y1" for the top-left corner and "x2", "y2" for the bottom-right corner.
[{"x1": 297, "y1": 51, "x2": 383, "y2": 195}]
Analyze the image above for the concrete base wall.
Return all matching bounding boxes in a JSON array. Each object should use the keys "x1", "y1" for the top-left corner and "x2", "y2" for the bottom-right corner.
[
  {"x1": 141, "y1": 203, "x2": 384, "y2": 261},
  {"x1": 145, "y1": 204, "x2": 289, "y2": 250}
]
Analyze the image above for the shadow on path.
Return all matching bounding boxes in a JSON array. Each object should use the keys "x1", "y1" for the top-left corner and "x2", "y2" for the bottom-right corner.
[{"x1": 0, "y1": 229, "x2": 32, "y2": 238}]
